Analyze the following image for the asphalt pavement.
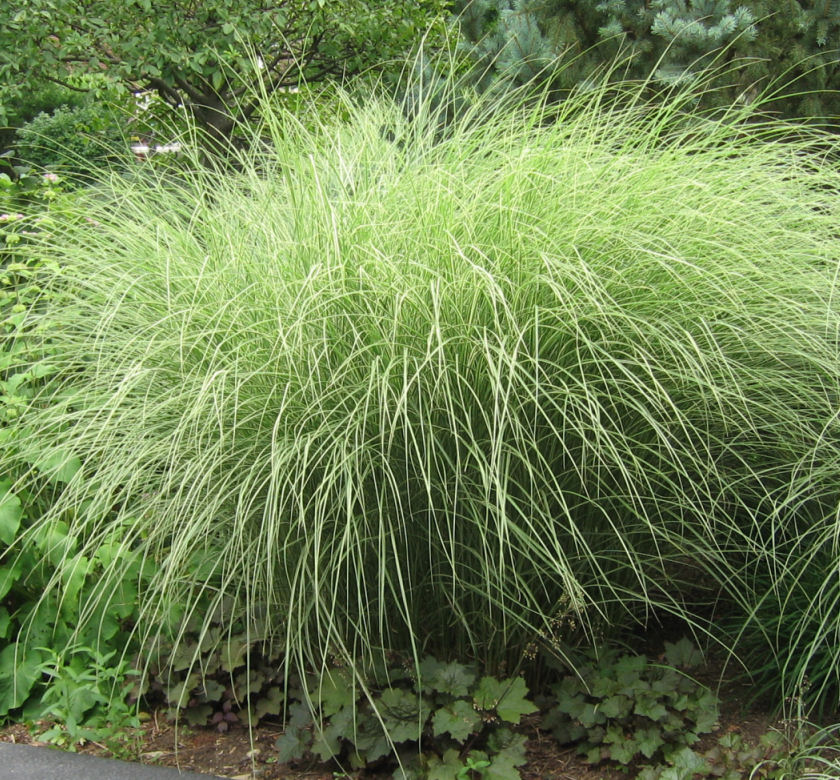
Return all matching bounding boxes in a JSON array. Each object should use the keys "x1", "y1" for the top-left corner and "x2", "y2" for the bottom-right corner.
[{"x1": 0, "y1": 743, "x2": 227, "y2": 779}]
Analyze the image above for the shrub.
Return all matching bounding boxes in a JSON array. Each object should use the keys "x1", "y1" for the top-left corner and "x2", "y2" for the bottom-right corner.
[
  {"x1": 12, "y1": 104, "x2": 126, "y2": 177},
  {"x1": 3, "y1": 66, "x2": 840, "y2": 720}
]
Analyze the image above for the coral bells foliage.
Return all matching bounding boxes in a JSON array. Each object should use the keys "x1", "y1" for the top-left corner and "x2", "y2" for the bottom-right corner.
[{"x1": 3, "y1": 63, "x2": 840, "y2": 722}]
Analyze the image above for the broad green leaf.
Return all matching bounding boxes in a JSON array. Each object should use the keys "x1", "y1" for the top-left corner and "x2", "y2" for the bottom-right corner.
[
  {"x1": 473, "y1": 676, "x2": 536, "y2": 724},
  {"x1": 184, "y1": 703, "x2": 213, "y2": 726},
  {"x1": 607, "y1": 737, "x2": 637, "y2": 764},
  {"x1": 418, "y1": 656, "x2": 475, "y2": 696},
  {"x1": 425, "y1": 748, "x2": 464, "y2": 780},
  {"x1": 651, "y1": 669, "x2": 680, "y2": 694},
  {"x1": 317, "y1": 704, "x2": 352, "y2": 760},
  {"x1": 0, "y1": 480, "x2": 23, "y2": 544},
  {"x1": 635, "y1": 725, "x2": 665, "y2": 758},
  {"x1": 602, "y1": 724, "x2": 625, "y2": 744},
  {"x1": 553, "y1": 691, "x2": 586, "y2": 719},
  {"x1": 693, "y1": 690, "x2": 719, "y2": 733},
  {"x1": 311, "y1": 722, "x2": 342, "y2": 761},
  {"x1": 636, "y1": 768, "x2": 661, "y2": 780},
  {"x1": 30, "y1": 362, "x2": 56, "y2": 378},
  {"x1": 614, "y1": 654, "x2": 647, "y2": 684},
  {"x1": 0, "y1": 644, "x2": 44, "y2": 715},
  {"x1": 634, "y1": 696, "x2": 668, "y2": 721},
  {"x1": 663, "y1": 638, "x2": 703, "y2": 669},
  {"x1": 350, "y1": 713, "x2": 390, "y2": 762},
  {"x1": 198, "y1": 679, "x2": 226, "y2": 703},
  {"x1": 483, "y1": 752, "x2": 523, "y2": 780},
  {"x1": 220, "y1": 638, "x2": 250, "y2": 672},
  {"x1": 599, "y1": 694, "x2": 630, "y2": 719},
  {"x1": 61, "y1": 682, "x2": 102, "y2": 722},
  {"x1": 378, "y1": 686, "x2": 427, "y2": 743},
  {"x1": 169, "y1": 640, "x2": 199, "y2": 672},
  {"x1": 550, "y1": 719, "x2": 587, "y2": 744},
  {"x1": 59, "y1": 552, "x2": 92, "y2": 611},
  {"x1": 234, "y1": 667, "x2": 266, "y2": 698},
  {"x1": 668, "y1": 745, "x2": 710, "y2": 774},
  {"x1": 578, "y1": 701, "x2": 606, "y2": 728},
  {"x1": 0, "y1": 607, "x2": 10, "y2": 639},
  {"x1": 20, "y1": 598, "x2": 60, "y2": 648},
  {"x1": 312, "y1": 668, "x2": 354, "y2": 717},
  {"x1": 198, "y1": 625, "x2": 222, "y2": 654},
  {"x1": 251, "y1": 685, "x2": 283, "y2": 721},
  {"x1": 287, "y1": 700, "x2": 313, "y2": 728},
  {"x1": 474, "y1": 676, "x2": 506, "y2": 712},
  {"x1": 591, "y1": 675, "x2": 619, "y2": 698},
  {"x1": 487, "y1": 728, "x2": 528, "y2": 764},
  {"x1": 165, "y1": 673, "x2": 199, "y2": 706},
  {"x1": 432, "y1": 699, "x2": 481, "y2": 741},
  {"x1": 275, "y1": 726, "x2": 309, "y2": 763},
  {"x1": 36, "y1": 449, "x2": 82, "y2": 483}
]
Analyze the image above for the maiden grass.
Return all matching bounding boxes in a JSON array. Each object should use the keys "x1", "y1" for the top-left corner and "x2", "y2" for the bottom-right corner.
[{"x1": 5, "y1": 75, "x2": 840, "y2": 711}]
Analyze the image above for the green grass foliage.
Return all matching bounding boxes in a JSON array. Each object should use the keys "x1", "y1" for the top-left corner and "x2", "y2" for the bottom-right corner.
[{"x1": 3, "y1": 72, "x2": 840, "y2": 716}]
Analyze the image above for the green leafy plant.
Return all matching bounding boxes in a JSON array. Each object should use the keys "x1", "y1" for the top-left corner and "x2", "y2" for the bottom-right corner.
[
  {"x1": 755, "y1": 721, "x2": 840, "y2": 780},
  {"x1": 0, "y1": 497, "x2": 153, "y2": 722},
  {"x1": 274, "y1": 656, "x2": 536, "y2": 780},
  {"x1": 12, "y1": 104, "x2": 127, "y2": 177},
  {"x1": 632, "y1": 730, "x2": 790, "y2": 779},
  {"x1": 544, "y1": 639, "x2": 719, "y2": 768},
  {"x1": 135, "y1": 596, "x2": 286, "y2": 732},
  {"x1": 32, "y1": 645, "x2": 141, "y2": 753},
  {"x1": 1, "y1": 186, "x2": 151, "y2": 728}
]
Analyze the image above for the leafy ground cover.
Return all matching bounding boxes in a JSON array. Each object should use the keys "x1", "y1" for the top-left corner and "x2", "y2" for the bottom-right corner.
[{"x1": 0, "y1": 640, "x2": 831, "y2": 779}]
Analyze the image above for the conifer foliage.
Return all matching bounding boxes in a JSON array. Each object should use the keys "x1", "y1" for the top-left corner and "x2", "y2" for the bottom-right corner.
[{"x1": 453, "y1": 1, "x2": 840, "y2": 118}]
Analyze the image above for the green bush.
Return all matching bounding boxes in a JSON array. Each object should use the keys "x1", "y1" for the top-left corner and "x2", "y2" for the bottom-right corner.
[
  {"x1": 0, "y1": 81, "x2": 89, "y2": 160},
  {"x1": 12, "y1": 104, "x2": 126, "y2": 177},
  {"x1": 3, "y1": 68, "x2": 840, "y2": 721},
  {"x1": 0, "y1": 81, "x2": 89, "y2": 128}
]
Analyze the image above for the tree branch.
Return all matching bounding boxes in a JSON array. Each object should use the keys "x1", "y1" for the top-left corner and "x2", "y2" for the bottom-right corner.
[
  {"x1": 173, "y1": 74, "x2": 208, "y2": 103},
  {"x1": 147, "y1": 77, "x2": 185, "y2": 108},
  {"x1": 39, "y1": 74, "x2": 92, "y2": 93}
]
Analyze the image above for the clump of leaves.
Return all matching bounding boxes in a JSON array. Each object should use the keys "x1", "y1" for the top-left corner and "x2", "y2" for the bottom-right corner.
[
  {"x1": 274, "y1": 656, "x2": 537, "y2": 780},
  {"x1": 0, "y1": 493, "x2": 153, "y2": 724},
  {"x1": 136, "y1": 598, "x2": 286, "y2": 733},
  {"x1": 543, "y1": 639, "x2": 719, "y2": 769},
  {"x1": 636, "y1": 730, "x2": 788, "y2": 779},
  {"x1": 32, "y1": 644, "x2": 141, "y2": 755}
]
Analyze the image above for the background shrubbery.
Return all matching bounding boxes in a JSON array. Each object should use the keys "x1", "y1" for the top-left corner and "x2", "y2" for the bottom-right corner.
[{"x1": 11, "y1": 104, "x2": 126, "y2": 177}]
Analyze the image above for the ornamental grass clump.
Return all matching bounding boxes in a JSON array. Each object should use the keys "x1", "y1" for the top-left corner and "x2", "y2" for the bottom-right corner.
[{"x1": 4, "y1": 71, "x2": 840, "y2": 712}]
